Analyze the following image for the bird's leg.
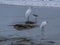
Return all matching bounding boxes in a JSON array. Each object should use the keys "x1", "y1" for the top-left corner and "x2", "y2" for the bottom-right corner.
[
  {"x1": 41, "y1": 26, "x2": 45, "y2": 40},
  {"x1": 27, "y1": 15, "x2": 29, "y2": 22}
]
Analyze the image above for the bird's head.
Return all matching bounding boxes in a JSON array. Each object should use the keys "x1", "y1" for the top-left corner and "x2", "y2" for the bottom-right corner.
[{"x1": 40, "y1": 21, "x2": 48, "y2": 28}]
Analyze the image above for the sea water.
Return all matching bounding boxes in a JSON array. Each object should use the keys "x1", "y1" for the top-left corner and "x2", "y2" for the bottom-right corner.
[{"x1": 0, "y1": 4, "x2": 60, "y2": 45}]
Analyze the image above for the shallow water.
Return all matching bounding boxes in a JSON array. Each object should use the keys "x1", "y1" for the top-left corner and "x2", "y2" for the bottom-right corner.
[{"x1": 0, "y1": 4, "x2": 60, "y2": 45}]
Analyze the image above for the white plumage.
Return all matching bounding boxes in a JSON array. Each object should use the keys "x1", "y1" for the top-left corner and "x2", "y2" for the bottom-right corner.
[
  {"x1": 25, "y1": 7, "x2": 32, "y2": 18},
  {"x1": 40, "y1": 21, "x2": 48, "y2": 40},
  {"x1": 40, "y1": 21, "x2": 48, "y2": 28}
]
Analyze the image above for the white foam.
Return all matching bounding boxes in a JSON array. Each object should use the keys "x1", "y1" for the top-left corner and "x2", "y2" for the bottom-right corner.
[{"x1": 0, "y1": 0, "x2": 60, "y2": 7}]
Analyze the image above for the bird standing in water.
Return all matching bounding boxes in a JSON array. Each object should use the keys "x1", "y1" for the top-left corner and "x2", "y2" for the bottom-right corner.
[
  {"x1": 40, "y1": 21, "x2": 48, "y2": 40},
  {"x1": 25, "y1": 7, "x2": 32, "y2": 22}
]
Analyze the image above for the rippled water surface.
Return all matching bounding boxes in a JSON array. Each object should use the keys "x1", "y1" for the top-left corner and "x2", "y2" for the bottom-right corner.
[{"x1": 0, "y1": 4, "x2": 60, "y2": 45}]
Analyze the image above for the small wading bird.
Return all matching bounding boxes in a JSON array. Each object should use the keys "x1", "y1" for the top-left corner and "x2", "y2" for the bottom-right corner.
[
  {"x1": 40, "y1": 21, "x2": 48, "y2": 40},
  {"x1": 25, "y1": 7, "x2": 38, "y2": 24},
  {"x1": 25, "y1": 7, "x2": 32, "y2": 22},
  {"x1": 40, "y1": 21, "x2": 55, "y2": 44}
]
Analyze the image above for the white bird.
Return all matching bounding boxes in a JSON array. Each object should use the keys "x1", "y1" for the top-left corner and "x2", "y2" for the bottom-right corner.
[
  {"x1": 40, "y1": 21, "x2": 48, "y2": 40},
  {"x1": 40, "y1": 21, "x2": 48, "y2": 28},
  {"x1": 25, "y1": 7, "x2": 32, "y2": 19}
]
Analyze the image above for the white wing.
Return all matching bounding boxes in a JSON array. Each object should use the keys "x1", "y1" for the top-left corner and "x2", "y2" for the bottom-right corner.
[
  {"x1": 40, "y1": 21, "x2": 47, "y2": 28},
  {"x1": 25, "y1": 7, "x2": 32, "y2": 18}
]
